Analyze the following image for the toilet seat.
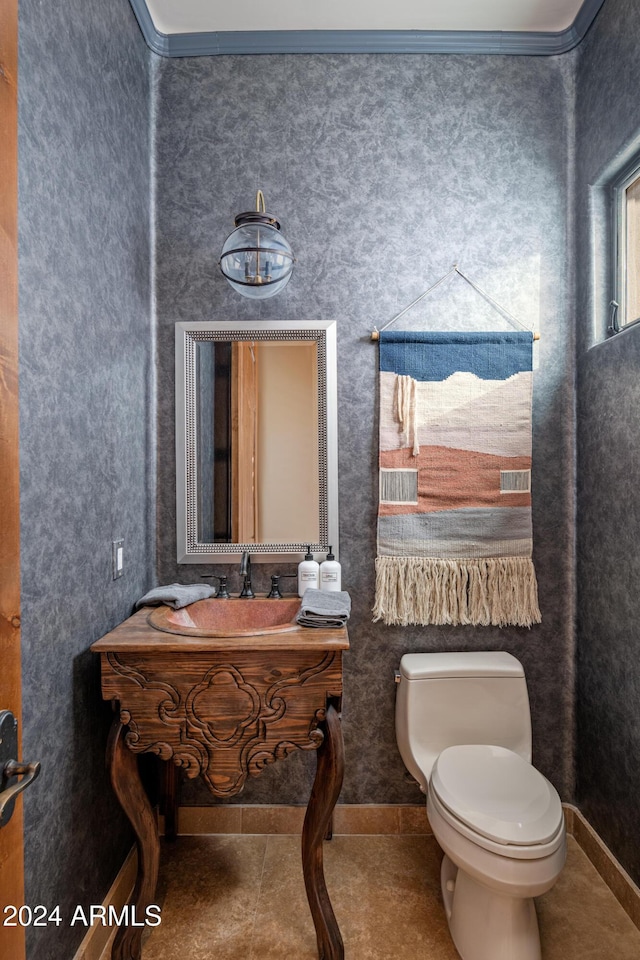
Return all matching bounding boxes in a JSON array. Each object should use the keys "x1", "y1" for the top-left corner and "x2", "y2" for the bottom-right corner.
[
  {"x1": 430, "y1": 744, "x2": 564, "y2": 852},
  {"x1": 428, "y1": 787, "x2": 565, "y2": 864}
]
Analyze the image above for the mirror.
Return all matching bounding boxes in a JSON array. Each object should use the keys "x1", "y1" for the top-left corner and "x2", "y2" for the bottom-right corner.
[{"x1": 176, "y1": 320, "x2": 338, "y2": 562}]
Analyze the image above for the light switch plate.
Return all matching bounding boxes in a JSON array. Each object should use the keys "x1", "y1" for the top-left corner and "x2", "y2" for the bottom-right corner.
[{"x1": 112, "y1": 539, "x2": 124, "y2": 579}]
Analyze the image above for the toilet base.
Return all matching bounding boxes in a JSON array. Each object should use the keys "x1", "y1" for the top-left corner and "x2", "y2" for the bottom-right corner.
[{"x1": 441, "y1": 856, "x2": 542, "y2": 960}]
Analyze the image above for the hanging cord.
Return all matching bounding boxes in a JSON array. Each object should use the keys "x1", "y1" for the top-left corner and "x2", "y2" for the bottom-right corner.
[
  {"x1": 453, "y1": 265, "x2": 532, "y2": 333},
  {"x1": 371, "y1": 264, "x2": 539, "y2": 341},
  {"x1": 372, "y1": 266, "x2": 457, "y2": 339}
]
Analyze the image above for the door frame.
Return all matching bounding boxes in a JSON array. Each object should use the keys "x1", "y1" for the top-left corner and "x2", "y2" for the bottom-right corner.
[{"x1": 0, "y1": 0, "x2": 25, "y2": 957}]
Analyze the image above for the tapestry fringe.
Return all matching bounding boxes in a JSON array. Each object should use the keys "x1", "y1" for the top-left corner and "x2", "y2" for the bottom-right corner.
[{"x1": 372, "y1": 556, "x2": 541, "y2": 628}]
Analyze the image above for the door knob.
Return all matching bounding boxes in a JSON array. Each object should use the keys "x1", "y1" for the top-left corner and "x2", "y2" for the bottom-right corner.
[{"x1": 0, "y1": 710, "x2": 41, "y2": 827}]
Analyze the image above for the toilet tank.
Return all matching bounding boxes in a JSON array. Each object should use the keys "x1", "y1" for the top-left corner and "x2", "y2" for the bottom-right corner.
[{"x1": 395, "y1": 652, "x2": 532, "y2": 793}]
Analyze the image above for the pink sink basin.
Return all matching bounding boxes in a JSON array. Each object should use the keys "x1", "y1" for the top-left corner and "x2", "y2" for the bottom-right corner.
[{"x1": 147, "y1": 597, "x2": 301, "y2": 638}]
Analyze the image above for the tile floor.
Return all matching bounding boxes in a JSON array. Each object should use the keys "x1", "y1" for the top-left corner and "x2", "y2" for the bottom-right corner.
[{"x1": 141, "y1": 834, "x2": 640, "y2": 959}]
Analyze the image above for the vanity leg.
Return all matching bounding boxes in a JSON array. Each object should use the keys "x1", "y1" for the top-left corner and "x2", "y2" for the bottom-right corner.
[
  {"x1": 107, "y1": 720, "x2": 160, "y2": 960},
  {"x1": 302, "y1": 700, "x2": 344, "y2": 960}
]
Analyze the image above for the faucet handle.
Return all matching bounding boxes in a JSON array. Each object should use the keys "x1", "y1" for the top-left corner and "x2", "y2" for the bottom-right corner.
[
  {"x1": 200, "y1": 574, "x2": 230, "y2": 599},
  {"x1": 214, "y1": 576, "x2": 230, "y2": 599},
  {"x1": 267, "y1": 574, "x2": 296, "y2": 599},
  {"x1": 267, "y1": 576, "x2": 283, "y2": 599}
]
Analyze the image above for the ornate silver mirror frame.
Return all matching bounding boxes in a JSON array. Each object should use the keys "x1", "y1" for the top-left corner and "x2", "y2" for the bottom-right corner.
[{"x1": 176, "y1": 320, "x2": 338, "y2": 563}]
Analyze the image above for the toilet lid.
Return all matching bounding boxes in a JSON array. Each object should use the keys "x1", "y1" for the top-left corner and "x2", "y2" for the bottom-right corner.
[{"x1": 430, "y1": 744, "x2": 563, "y2": 846}]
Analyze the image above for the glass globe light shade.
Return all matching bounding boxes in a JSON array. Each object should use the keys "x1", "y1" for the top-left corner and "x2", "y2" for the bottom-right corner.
[{"x1": 219, "y1": 211, "x2": 294, "y2": 300}]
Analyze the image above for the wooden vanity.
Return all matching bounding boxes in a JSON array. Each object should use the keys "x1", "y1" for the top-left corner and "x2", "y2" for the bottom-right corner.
[{"x1": 92, "y1": 605, "x2": 349, "y2": 960}]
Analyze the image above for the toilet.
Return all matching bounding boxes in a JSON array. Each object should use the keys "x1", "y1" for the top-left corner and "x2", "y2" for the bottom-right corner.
[{"x1": 395, "y1": 651, "x2": 566, "y2": 960}]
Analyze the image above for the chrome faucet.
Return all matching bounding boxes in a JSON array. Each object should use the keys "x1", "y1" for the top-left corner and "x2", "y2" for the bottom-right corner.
[{"x1": 239, "y1": 552, "x2": 255, "y2": 598}]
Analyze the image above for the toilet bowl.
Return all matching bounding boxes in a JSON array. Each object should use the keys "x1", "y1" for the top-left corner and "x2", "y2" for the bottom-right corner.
[
  {"x1": 394, "y1": 652, "x2": 567, "y2": 960},
  {"x1": 427, "y1": 745, "x2": 565, "y2": 960}
]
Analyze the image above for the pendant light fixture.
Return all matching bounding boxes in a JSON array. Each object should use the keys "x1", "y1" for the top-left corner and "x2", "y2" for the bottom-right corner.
[{"x1": 219, "y1": 190, "x2": 295, "y2": 299}]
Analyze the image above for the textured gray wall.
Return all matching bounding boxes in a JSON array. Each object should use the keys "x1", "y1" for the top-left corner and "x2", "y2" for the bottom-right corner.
[
  {"x1": 154, "y1": 53, "x2": 577, "y2": 807},
  {"x1": 575, "y1": 0, "x2": 640, "y2": 884},
  {"x1": 18, "y1": 1, "x2": 153, "y2": 957}
]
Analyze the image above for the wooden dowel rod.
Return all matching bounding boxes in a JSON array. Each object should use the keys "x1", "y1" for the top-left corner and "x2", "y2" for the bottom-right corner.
[{"x1": 371, "y1": 330, "x2": 540, "y2": 342}]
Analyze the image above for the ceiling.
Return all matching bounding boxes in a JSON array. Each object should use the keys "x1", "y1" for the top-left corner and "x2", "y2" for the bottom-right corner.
[
  {"x1": 129, "y1": 0, "x2": 606, "y2": 56},
  {"x1": 145, "y1": 0, "x2": 586, "y2": 35}
]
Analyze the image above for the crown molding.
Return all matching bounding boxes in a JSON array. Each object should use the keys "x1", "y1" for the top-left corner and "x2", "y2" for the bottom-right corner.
[{"x1": 129, "y1": 0, "x2": 606, "y2": 58}]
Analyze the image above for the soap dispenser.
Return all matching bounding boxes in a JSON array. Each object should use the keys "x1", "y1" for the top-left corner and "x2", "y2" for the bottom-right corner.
[
  {"x1": 298, "y1": 546, "x2": 319, "y2": 597},
  {"x1": 319, "y1": 546, "x2": 341, "y2": 592}
]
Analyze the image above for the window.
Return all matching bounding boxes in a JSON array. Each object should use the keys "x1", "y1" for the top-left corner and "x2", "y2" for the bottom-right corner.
[{"x1": 612, "y1": 161, "x2": 640, "y2": 332}]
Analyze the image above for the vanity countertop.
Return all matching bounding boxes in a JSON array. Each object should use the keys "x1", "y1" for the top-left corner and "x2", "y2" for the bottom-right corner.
[{"x1": 91, "y1": 605, "x2": 349, "y2": 654}]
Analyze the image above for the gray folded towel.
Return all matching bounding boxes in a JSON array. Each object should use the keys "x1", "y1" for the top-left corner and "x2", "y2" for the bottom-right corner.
[
  {"x1": 135, "y1": 583, "x2": 215, "y2": 610},
  {"x1": 296, "y1": 588, "x2": 351, "y2": 628}
]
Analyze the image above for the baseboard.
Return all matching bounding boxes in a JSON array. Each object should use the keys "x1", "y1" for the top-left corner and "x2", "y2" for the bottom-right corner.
[
  {"x1": 159, "y1": 803, "x2": 432, "y2": 838},
  {"x1": 71, "y1": 847, "x2": 138, "y2": 960},
  {"x1": 563, "y1": 803, "x2": 640, "y2": 932}
]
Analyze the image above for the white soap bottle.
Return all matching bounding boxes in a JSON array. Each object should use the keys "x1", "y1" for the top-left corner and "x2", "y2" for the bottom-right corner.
[
  {"x1": 319, "y1": 546, "x2": 342, "y2": 592},
  {"x1": 298, "y1": 546, "x2": 319, "y2": 597}
]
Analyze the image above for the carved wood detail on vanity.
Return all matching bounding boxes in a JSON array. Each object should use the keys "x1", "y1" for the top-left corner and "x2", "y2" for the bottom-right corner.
[{"x1": 99, "y1": 649, "x2": 342, "y2": 797}]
